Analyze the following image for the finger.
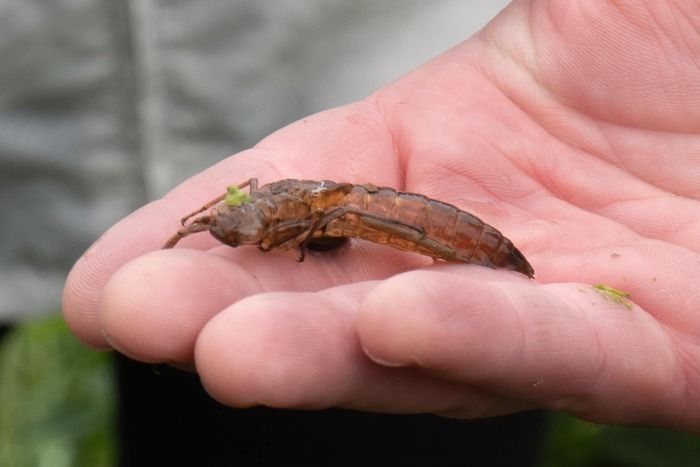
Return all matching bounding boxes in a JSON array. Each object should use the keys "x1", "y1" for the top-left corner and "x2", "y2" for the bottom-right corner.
[
  {"x1": 99, "y1": 249, "x2": 260, "y2": 362},
  {"x1": 62, "y1": 200, "x2": 186, "y2": 349},
  {"x1": 357, "y1": 269, "x2": 693, "y2": 429},
  {"x1": 97, "y1": 246, "x2": 429, "y2": 359},
  {"x1": 194, "y1": 282, "x2": 531, "y2": 416}
]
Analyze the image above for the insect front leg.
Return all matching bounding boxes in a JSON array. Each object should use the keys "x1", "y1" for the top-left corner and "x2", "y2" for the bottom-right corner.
[
  {"x1": 163, "y1": 216, "x2": 214, "y2": 248},
  {"x1": 257, "y1": 219, "x2": 315, "y2": 260},
  {"x1": 178, "y1": 194, "x2": 225, "y2": 226},
  {"x1": 262, "y1": 210, "x2": 339, "y2": 262}
]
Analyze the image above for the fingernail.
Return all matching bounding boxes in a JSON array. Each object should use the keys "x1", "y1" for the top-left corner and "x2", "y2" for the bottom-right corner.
[{"x1": 362, "y1": 346, "x2": 407, "y2": 367}]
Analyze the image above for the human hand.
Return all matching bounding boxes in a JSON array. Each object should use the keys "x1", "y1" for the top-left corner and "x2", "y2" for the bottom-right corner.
[{"x1": 63, "y1": 0, "x2": 700, "y2": 431}]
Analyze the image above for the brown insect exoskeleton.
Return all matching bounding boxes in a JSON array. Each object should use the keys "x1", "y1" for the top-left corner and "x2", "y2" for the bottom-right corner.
[{"x1": 163, "y1": 178, "x2": 534, "y2": 278}]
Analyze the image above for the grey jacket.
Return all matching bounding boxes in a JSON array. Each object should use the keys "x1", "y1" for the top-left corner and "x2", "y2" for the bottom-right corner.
[{"x1": 0, "y1": 0, "x2": 505, "y2": 320}]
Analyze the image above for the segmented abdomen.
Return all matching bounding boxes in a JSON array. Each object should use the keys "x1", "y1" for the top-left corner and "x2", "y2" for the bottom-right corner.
[{"x1": 322, "y1": 184, "x2": 534, "y2": 277}]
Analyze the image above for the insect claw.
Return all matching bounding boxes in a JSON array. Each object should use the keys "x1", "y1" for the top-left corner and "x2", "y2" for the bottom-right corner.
[{"x1": 296, "y1": 246, "x2": 306, "y2": 262}]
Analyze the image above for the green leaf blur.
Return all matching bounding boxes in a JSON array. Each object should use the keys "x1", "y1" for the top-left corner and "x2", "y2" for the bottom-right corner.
[{"x1": 0, "y1": 316, "x2": 115, "y2": 467}]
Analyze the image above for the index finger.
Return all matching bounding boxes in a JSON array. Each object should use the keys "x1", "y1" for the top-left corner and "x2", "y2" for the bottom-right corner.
[{"x1": 62, "y1": 101, "x2": 402, "y2": 347}]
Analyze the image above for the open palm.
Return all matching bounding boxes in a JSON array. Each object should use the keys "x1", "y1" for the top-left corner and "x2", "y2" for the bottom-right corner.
[{"x1": 63, "y1": 1, "x2": 700, "y2": 430}]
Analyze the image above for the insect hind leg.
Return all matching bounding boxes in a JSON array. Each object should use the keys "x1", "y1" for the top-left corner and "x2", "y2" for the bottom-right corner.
[
  {"x1": 313, "y1": 207, "x2": 458, "y2": 261},
  {"x1": 358, "y1": 214, "x2": 457, "y2": 260}
]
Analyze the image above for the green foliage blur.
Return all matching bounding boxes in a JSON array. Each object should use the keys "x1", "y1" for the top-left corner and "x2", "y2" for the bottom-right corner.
[
  {"x1": 1, "y1": 316, "x2": 699, "y2": 466},
  {"x1": 540, "y1": 413, "x2": 700, "y2": 467},
  {"x1": 0, "y1": 316, "x2": 115, "y2": 467}
]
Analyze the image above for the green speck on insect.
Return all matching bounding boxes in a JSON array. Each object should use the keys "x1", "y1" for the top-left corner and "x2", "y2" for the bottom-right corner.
[
  {"x1": 225, "y1": 185, "x2": 252, "y2": 206},
  {"x1": 593, "y1": 284, "x2": 632, "y2": 310}
]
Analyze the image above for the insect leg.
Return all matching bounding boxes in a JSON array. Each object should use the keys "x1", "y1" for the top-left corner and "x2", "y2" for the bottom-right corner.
[
  {"x1": 257, "y1": 219, "x2": 315, "y2": 260},
  {"x1": 311, "y1": 207, "x2": 459, "y2": 260},
  {"x1": 359, "y1": 215, "x2": 458, "y2": 259},
  {"x1": 294, "y1": 210, "x2": 331, "y2": 261},
  {"x1": 163, "y1": 216, "x2": 214, "y2": 248},
  {"x1": 179, "y1": 194, "x2": 225, "y2": 226},
  {"x1": 178, "y1": 178, "x2": 259, "y2": 226},
  {"x1": 260, "y1": 210, "x2": 336, "y2": 261},
  {"x1": 245, "y1": 178, "x2": 259, "y2": 192}
]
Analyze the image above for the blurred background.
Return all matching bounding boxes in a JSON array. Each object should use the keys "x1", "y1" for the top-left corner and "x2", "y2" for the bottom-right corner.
[{"x1": 1, "y1": 1, "x2": 699, "y2": 466}]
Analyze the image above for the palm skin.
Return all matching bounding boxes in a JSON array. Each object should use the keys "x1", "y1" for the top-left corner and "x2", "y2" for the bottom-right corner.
[{"x1": 63, "y1": 1, "x2": 700, "y2": 430}]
